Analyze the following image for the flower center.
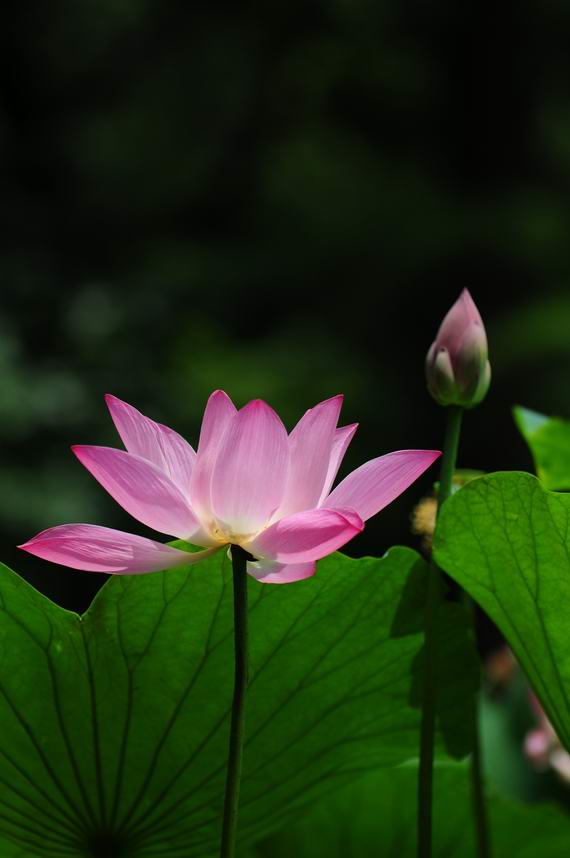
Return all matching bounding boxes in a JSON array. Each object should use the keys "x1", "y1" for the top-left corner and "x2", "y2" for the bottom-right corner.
[{"x1": 210, "y1": 525, "x2": 254, "y2": 547}]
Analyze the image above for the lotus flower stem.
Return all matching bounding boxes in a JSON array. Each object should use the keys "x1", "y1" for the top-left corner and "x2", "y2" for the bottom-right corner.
[
  {"x1": 436, "y1": 406, "x2": 463, "y2": 508},
  {"x1": 417, "y1": 404, "x2": 463, "y2": 858},
  {"x1": 469, "y1": 687, "x2": 491, "y2": 858},
  {"x1": 220, "y1": 545, "x2": 250, "y2": 858}
]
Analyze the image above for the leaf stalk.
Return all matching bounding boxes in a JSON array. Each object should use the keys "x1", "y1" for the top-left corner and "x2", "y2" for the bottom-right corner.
[
  {"x1": 417, "y1": 404, "x2": 463, "y2": 858},
  {"x1": 220, "y1": 545, "x2": 249, "y2": 858}
]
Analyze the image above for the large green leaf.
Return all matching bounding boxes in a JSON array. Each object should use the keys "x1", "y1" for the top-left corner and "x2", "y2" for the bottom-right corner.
[
  {"x1": 434, "y1": 471, "x2": 570, "y2": 753},
  {"x1": 514, "y1": 405, "x2": 570, "y2": 489},
  {"x1": 0, "y1": 838, "x2": 39, "y2": 857},
  {"x1": 0, "y1": 547, "x2": 476, "y2": 857},
  {"x1": 245, "y1": 762, "x2": 570, "y2": 858}
]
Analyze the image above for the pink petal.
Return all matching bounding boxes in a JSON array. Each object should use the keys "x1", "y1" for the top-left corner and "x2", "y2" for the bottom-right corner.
[
  {"x1": 190, "y1": 390, "x2": 237, "y2": 522},
  {"x1": 318, "y1": 423, "x2": 358, "y2": 505},
  {"x1": 72, "y1": 446, "x2": 200, "y2": 539},
  {"x1": 105, "y1": 395, "x2": 196, "y2": 496},
  {"x1": 247, "y1": 557, "x2": 316, "y2": 584},
  {"x1": 524, "y1": 728, "x2": 550, "y2": 767},
  {"x1": 247, "y1": 507, "x2": 363, "y2": 564},
  {"x1": 324, "y1": 449, "x2": 441, "y2": 521},
  {"x1": 277, "y1": 395, "x2": 343, "y2": 518},
  {"x1": 210, "y1": 400, "x2": 289, "y2": 535},
  {"x1": 435, "y1": 289, "x2": 485, "y2": 357},
  {"x1": 19, "y1": 525, "x2": 219, "y2": 574}
]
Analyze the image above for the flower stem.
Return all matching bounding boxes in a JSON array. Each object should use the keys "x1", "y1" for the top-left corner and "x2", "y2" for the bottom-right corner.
[
  {"x1": 465, "y1": 596, "x2": 491, "y2": 858},
  {"x1": 437, "y1": 405, "x2": 463, "y2": 508},
  {"x1": 417, "y1": 404, "x2": 463, "y2": 858},
  {"x1": 220, "y1": 545, "x2": 249, "y2": 858}
]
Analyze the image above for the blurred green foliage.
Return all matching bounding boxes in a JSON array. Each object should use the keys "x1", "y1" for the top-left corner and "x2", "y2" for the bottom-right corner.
[
  {"x1": 248, "y1": 762, "x2": 570, "y2": 858},
  {"x1": 514, "y1": 406, "x2": 570, "y2": 490},
  {"x1": 2, "y1": 0, "x2": 570, "y2": 608}
]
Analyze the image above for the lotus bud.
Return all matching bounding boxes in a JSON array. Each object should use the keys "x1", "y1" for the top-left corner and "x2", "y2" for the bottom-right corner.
[{"x1": 426, "y1": 289, "x2": 491, "y2": 409}]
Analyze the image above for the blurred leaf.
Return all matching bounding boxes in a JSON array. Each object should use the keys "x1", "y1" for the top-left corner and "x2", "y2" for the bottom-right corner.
[
  {"x1": 514, "y1": 405, "x2": 570, "y2": 489},
  {"x1": 245, "y1": 761, "x2": 570, "y2": 858},
  {"x1": 480, "y1": 670, "x2": 560, "y2": 803},
  {"x1": 434, "y1": 472, "x2": 570, "y2": 753},
  {"x1": 0, "y1": 547, "x2": 476, "y2": 856}
]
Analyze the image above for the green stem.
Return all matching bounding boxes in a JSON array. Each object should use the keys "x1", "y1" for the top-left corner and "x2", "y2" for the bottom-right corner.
[
  {"x1": 220, "y1": 545, "x2": 249, "y2": 858},
  {"x1": 437, "y1": 405, "x2": 463, "y2": 509},
  {"x1": 465, "y1": 596, "x2": 491, "y2": 858},
  {"x1": 417, "y1": 405, "x2": 463, "y2": 858}
]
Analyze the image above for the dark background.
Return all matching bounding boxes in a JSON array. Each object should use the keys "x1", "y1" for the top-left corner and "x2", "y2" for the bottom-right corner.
[{"x1": 2, "y1": 0, "x2": 570, "y2": 613}]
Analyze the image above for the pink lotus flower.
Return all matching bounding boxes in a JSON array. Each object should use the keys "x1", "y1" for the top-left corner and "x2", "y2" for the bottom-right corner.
[
  {"x1": 426, "y1": 289, "x2": 491, "y2": 409},
  {"x1": 20, "y1": 392, "x2": 440, "y2": 584}
]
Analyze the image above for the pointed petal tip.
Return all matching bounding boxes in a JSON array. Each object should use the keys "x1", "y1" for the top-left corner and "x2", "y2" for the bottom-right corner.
[
  {"x1": 207, "y1": 389, "x2": 237, "y2": 413},
  {"x1": 313, "y1": 393, "x2": 344, "y2": 411},
  {"x1": 459, "y1": 287, "x2": 479, "y2": 308},
  {"x1": 458, "y1": 288, "x2": 475, "y2": 308},
  {"x1": 17, "y1": 538, "x2": 49, "y2": 555},
  {"x1": 335, "y1": 422, "x2": 359, "y2": 443},
  {"x1": 17, "y1": 525, "x2": 58, "y2": 549},
  {"x1": 72, "y1": 443, "x2": 111, "y2": 456},
  {"x1": 405, "y1": 448, "x2": 442, "y2": 465},
  {"x1": 239, "y1": 397, "x2": 286, "y2": 426},
  {"x1": 104, "y1": 392, "x2": 124, "y2": 410},
  {"x1": 17, "y1": 533, "x2": 49, "y2": 553},
  {"x1": 323, "y1": 393, "x2": 344, "y2": 415},
  {"x1": 242, "y1": 397, "x2": 270, "y2": 411},
  {"x1": 210, "y1": 388, "x2": 233, "y2": 401},
  {"x1": 325, "y1": 393, "x2": 344, "y2": 405},
  {"x1": 458, "y1": 288, "x2": 482, "y2": 320},
  {"x1": 71, "y1": 444, "x2": 90, "y2": 459}
]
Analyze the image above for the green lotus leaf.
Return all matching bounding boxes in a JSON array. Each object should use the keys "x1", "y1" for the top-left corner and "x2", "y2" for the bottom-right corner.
[
  {"x1": 435, "y1": 471, "x2": 570, "y2": 753},
  {"x1": 0, "y1": 547, "x2": 477, "y2": 856}
]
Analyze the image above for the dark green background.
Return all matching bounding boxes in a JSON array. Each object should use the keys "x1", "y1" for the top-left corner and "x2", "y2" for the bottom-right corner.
[{"x1": 2, "y1": 0, "x2": 570, "y2": 611}]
